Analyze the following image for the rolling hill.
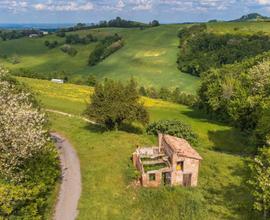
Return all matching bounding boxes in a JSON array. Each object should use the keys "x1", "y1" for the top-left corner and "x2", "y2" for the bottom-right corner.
[
  {"x1": 0, "y1": 25, "x2": 199, "y2": 93},
  {"x1": 231, "y1": 13, "x2": 270, "y2": 22},
  {"x1": 2, "y1": 22, "x2": 270, "y2": 95}
]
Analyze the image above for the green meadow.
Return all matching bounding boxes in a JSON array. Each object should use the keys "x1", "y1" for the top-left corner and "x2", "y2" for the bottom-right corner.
[
  {"x1": 4, "y1": 22, "x2": 270, "y2": 94},
  {"x1": 1, "y1": 25, "x2": 199, "y2": 93},
  {"x1": 19, "y1": 77, "x2": 257, "y2": 219}
]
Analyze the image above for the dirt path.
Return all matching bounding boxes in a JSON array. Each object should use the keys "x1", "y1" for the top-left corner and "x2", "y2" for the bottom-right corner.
[
  {"x1": 51, "y1": 133, "x2": 81, "y2": 220},
  {"x1": 46, "y1": 109, "x2": 96, "y2": 124}
]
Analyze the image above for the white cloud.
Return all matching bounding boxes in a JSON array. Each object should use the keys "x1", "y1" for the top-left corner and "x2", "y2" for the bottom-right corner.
[
  {"x1": 0, "y1": 0, "x2": 29, "y2": 12},
  {"x1": 256, "y1": 0, "x2": 270, "y2": 5},
  {"x1": 161, "y1": 0, "x2": 237, "y2": 12},
  {"x1": 33, "y1": 1, "x2": 94, "y2": 12},
  {"x1": 131, "y1": 0, "x2": 153, "y2": 10}
]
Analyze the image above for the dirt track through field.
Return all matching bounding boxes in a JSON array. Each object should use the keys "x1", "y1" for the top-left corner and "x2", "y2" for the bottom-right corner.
[
  {"x1": 51, "y1": 133, "x2": 81, "y2": 220},
  {"x1": 46, "y1": 109, "x2": 96, "y2": 124}
]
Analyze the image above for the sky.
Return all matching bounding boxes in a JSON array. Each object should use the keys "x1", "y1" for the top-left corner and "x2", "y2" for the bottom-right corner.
[{"x1": 0, "y1": 0, "x2": 270, "y2": 24}]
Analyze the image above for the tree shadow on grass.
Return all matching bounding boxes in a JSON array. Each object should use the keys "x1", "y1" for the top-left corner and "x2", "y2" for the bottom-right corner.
[
  {"x1": 118, "y1": 123, "x2": 144, "y2": 135},
  {"x1": 182, "y1": 107, "x2": 230, "y2": 127},
  {"x1": 208, "y1": 129, "x2": 257, "y2": 156},
  {"x1": 83, "y1": 123, "x2": 107, "y2": 133},
  {"x1": 202, "y1": 159, "x2": 258, "y2": 219},
  {"x1": 83, "y1": 122, "x2": 144, "y2": 134}
]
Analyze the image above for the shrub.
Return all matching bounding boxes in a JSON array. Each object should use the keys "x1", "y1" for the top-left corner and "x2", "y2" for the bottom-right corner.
[
  {"x1": 249, "y1": 147, "x2": 270, "y2": 219},
  {"x1": 60, "y1": 44, "x2": 78, "y2": 56},
  {"x1": 44, "y1": 40, "x2": 58, "y2": 49},
  {"x1": 147, "y1": 120, "x2": 198, "y2": 144},
  {"x1": 9, "y1": 54, "x2": 20, "y2": 64}
]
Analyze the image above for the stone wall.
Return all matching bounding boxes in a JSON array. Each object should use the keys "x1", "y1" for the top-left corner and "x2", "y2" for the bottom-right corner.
[
  {"x1": 142, "y1": 171, "x2": 162, "y2": 187},
  {"x1": 171, "y1": 156, "x2": 200, "y2": 186}
]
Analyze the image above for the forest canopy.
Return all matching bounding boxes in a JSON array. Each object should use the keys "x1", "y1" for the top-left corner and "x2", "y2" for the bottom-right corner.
[
  {"x1": 198, "y1": 52, "x2": 270, "y2": 145},
  {"x1": 177, "y1": 24, "x2": 270, "y2": 76}
]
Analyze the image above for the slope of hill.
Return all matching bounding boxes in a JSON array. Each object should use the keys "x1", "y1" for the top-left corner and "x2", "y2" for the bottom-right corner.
[
  {"x1": 3, "y1": 22, "x2": 270, "y2": 94},
  {"x1": 0, "y1": 25, "x2": 200, "y2": 93},
  {"x1": 231, "y1": 13, "x2": 270, "y2": 22},
  {"x1": 18, "y1": 77, "x2": 257, "y2": 219}
]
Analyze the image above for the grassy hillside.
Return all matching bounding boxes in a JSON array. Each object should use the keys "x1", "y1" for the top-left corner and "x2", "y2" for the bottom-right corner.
[
  {"x1": 3, "y1": 22, "x2": 270, "y2": 94},
  {"x1": 18, "y1": 77, "x2": 257, "y2": 219},
  {"x1": 0, "y1": 25, "x2": 199, "y2": 93},
  {"x1": 208, "y1": 21, "x2": 270, "y2": 34}
]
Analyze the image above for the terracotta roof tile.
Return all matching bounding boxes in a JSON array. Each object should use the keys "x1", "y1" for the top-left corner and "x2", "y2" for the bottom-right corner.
[{"x1": 163, "y1": 134, "x2": 203, "y2": 160}]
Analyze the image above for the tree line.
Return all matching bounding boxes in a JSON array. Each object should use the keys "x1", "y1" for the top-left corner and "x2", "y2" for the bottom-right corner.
[
  {"x1": 139, "y1": 86, "x2": 197, "y2": 107},
  {"x1": 88, "y1": 34, "x2": 124, "y2": 66},
  {"x1": 56, "y1": 17, "x2": 160, "y2": 34},
  {"x1": 0, "y1": 29, "x2": 45, "y2": 41}
]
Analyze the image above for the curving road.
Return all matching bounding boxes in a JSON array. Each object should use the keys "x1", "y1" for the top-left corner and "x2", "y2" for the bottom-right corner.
[{"x1": 51, "y1": 133, "x2": 81, "y2": 220}]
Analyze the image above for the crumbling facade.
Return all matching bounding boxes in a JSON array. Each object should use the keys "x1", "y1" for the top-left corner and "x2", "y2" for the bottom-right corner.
[{"x1": 132, "y1": 134, "x2": 202, "y2": 187}]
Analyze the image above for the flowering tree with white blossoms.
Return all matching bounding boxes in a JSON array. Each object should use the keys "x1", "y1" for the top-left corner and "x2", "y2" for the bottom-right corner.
[
  {"x1": 0, "y1": 68, "x2": 59, "y2": 218},
  {"x1": 0, "y1": 67, "x2": 49, "y2": 182}
]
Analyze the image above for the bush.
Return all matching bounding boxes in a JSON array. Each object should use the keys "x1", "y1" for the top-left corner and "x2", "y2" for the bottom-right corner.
[
  {"x1": 44, "y1": 40, "x2": 58, "y2": 49},
  {"x1": 60, "y1": 44, "x2": 78, "y2": 56},
  {"x1": 147, "y1": 120, "x2": 198, "y2": 144},
  {"x1": 65, "y1": 34, "x2": 96, "y2": 45},
  {"x1": 9, "y1": 54, "x2": 20, "y2": 64},
  {"x1": 249, "y1": 147, "x2": 270, "y2": 219}
]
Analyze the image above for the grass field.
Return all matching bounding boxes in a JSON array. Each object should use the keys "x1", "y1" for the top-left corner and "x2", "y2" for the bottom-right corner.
[
  {"x1": 19, "y1": 77, "x2": 258, "y2": 219},
  {"x1": 3, "y1": 22, "x2": 270, "y2": 95},
  {"x1": 0, "y1": 25, "x2": 199, "y2": 93}
]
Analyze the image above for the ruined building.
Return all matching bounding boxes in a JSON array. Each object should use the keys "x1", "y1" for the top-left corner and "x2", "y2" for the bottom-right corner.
[{"x1": 132, "y1": 134, "x2": 202, "y2": 187}]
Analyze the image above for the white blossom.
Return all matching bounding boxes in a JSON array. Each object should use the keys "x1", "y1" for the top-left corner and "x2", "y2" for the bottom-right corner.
[{"x1": 0, "y1": 67, "x2": 49, "y2": 182}]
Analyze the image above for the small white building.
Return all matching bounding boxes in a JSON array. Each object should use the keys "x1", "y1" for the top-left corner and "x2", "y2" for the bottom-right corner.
[
  {"x1": 42, "y1": 31, "x2": 49, "y2": 35},
  {"x1": 29, "y1": 34, "x2": 39, "y2": 38},
  {"x1": 51, "y1": 79, "x2": 64, "y2": 84}
]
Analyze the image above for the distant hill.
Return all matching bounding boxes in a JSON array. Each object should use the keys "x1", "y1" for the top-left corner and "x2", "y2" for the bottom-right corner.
[{"x1": 231, "y1": 13, "x2": 270, "y2": 22}]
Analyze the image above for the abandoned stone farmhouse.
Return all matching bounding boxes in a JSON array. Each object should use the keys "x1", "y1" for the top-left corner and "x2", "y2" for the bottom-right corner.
[{"x1": 132, "y1": 133, "x2": 202, "y2": 187}]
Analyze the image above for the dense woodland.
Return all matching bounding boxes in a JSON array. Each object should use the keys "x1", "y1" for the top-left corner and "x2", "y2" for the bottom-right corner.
[
  {"x1": 198, "y1": 52, "x2": 270, "y2": 145},
  {"x1": 178, "y1": 24, "x2": 270, "y2": 76}
]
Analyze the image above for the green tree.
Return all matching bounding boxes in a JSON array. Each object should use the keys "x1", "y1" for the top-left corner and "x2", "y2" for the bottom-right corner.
[
  {"x1": 139, "y1": 86, "x2": 147, "y2": 96},
  {"x1": 255, "y1": 105, "x2": 270, "y2": 146},
  {"x1": 86, "y1": 75, "x2": 97, "y2": 86},
  {"x1": 159, "y1": 87, "x2": 171, "y2": 100},
  {"x1": 249, "y1": 147, "x2": 270, "y2": 219},
  {"x1": 85, "y1": 79, "x2": 149, "y2": 130},
  {"x1": 146, "y1": 120, "x2": 198, "y2": 145},
  {"x1": 151, "y1": 20, "x2": 160, "y2": 27}
]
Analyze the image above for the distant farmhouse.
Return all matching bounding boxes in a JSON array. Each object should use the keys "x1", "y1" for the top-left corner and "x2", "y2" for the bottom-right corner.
[
  {"x1": 41, "y1": 31, "x2": 49, "y2": 35},
  {"x1": 29, "y1": 34, "x2": 39, "y2": 38},
  {"x1": 51, "y1": 79, "x2": 64, "y2": 84},
  {"x1": 133, "y1": 134, "x2": 202, "y2": 187}
]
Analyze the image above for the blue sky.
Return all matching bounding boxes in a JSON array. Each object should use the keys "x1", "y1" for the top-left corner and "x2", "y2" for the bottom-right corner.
[{"x1": 0, "y1": 0, "x2": 270, "y2": 23}]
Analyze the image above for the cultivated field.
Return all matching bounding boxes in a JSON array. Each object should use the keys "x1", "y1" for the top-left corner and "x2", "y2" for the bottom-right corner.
[{"x1": 19, "y1": 77, "x2": 257, "y2": 219}]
